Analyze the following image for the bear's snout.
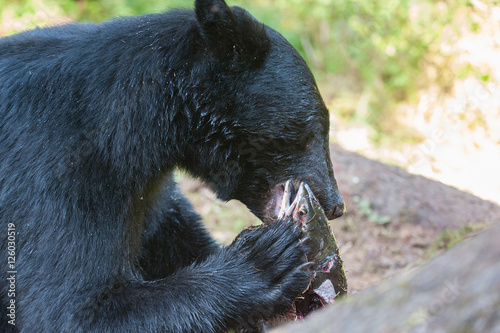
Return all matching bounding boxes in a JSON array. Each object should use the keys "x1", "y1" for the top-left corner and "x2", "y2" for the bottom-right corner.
[
  {"x1": 310, "y1": 178, "x2": 344, "y2": 221},
  {"x1": 327, "y1": 202, "x2": 345, "y2": 220}
]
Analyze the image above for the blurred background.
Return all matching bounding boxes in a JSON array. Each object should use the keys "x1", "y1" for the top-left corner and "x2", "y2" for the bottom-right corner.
[{"x1": 1, "y1": 0, "x2": 499, "y2": 291}]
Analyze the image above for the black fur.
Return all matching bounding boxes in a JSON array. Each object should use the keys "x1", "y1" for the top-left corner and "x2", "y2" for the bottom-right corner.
[{"x1": 0, "y1": 1, "x2": 343, "y2": 331}]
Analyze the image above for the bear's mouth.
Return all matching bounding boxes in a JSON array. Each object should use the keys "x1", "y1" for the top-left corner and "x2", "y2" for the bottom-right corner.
[{"x1": 263, "y1": 181, "x2": 293, "y2": 223}]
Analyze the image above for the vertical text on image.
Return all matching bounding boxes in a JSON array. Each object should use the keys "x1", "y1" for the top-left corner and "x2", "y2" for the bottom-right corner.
[{"x1": 7, "y1": 222, "x2": 17, "y2": 326}]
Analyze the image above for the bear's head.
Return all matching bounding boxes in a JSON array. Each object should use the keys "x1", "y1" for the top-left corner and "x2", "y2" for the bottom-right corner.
[{"x1": 181, "y1": 0, "x2": 344, "y2": 222}]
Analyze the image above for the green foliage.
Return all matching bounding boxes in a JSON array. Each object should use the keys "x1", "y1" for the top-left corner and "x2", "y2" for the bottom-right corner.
[
  {"x1": 0, "y1": 0, "x2": 184, "y2": 28},
  {"x1": 353, "y1": 195, "x2": 390, "y2": 225},
  {"x1": 426, "y1": 223, "x2": 487, "y2": 258},
  {"x1": 60, "y1": 0, "x2": 188, "y2": 22},
  {"x1": 0, "y1": 0, "x2": 476, "y2": 144}
]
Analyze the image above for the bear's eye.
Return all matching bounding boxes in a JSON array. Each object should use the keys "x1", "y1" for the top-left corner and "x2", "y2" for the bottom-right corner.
[{"x1": 298, "y1": 209, "x2": 307, "y2": 216}]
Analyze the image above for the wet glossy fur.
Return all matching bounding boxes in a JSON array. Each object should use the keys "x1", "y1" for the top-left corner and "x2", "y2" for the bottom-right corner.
[{"x1": 0, "y1": 0, "x2": 343, "y2": 331}]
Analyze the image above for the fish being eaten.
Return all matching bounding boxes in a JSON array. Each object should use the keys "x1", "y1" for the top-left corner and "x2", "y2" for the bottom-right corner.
[{"x1": 278, "y1": 180, "x2": 348, "y2": 319}]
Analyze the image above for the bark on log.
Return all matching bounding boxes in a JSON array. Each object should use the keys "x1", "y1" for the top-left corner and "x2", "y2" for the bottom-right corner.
[{"x1": 272, "y1": 220, "x2": 500, "y2": 333}]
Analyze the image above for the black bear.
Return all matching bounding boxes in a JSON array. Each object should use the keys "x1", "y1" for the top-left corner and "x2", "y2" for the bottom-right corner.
[{"x1": 0, "y1": 0, "x2": 344, "y2": 331}]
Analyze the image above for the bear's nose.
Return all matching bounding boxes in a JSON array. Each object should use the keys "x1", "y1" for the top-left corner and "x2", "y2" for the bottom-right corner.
[{"x1": 327, "y1": 202, "x2": 345, "y2": 220}]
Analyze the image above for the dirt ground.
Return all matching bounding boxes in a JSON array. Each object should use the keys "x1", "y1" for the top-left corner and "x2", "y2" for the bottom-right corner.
[{"x1": 178, "y1": 144, "x2": 500, "y2": 292}]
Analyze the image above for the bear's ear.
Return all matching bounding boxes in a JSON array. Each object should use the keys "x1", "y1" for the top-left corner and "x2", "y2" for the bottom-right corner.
[{"x1": 195, "y1": 0, "x2": 270, "y2": 67}]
